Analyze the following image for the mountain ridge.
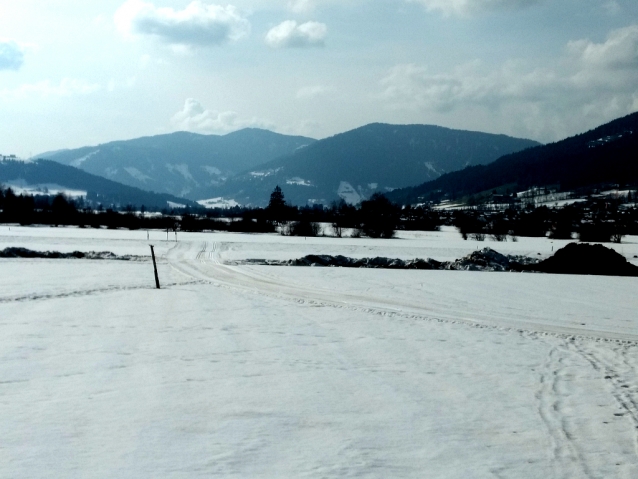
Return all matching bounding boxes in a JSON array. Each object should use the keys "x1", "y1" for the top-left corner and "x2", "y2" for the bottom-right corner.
[
  {"x1": 213, "y1": 123, "x2": 540, "y2": 206},
  {"x1": 0, "y1": 159, "x2": 199, "y2": 210},
  {"x1": 386, "y1": 112, "x2": 638, "y2": 205},
  {"x1": 40, "y1": 129, "x2": 316, "y2": 201}
]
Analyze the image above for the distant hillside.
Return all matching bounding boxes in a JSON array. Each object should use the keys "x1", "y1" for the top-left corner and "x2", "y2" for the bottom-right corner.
[
  {"x1": 0, "y1": 159, "x2": 199, "y2": 210},
  {"x1": 387, "y1": 112, "x2": 638, "y2": 205},
  {"x1": 40, "y1": 129, "x2": 315, "y2": 200},
  {"x1": 213, "y1": 123, "x2": 539, "y2": 206}
]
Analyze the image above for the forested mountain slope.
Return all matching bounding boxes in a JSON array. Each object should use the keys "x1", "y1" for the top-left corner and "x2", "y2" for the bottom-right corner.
[
  {"x1": 387, "y1": 112, "x2": 638, "y2": 205},
  {"x1": 215, "y1": 123, "x2": 538, "y2": 206}
]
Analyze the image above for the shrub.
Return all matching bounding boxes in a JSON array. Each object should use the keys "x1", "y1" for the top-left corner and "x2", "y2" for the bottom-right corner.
[
  {"x1": 288, "y1": 220, "x2": 321, "y2": 237},
  {"x1": 359, "y1": 193, "x2": 400, "y2": 239}
]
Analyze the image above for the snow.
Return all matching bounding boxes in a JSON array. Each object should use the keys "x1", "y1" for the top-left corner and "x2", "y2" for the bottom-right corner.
[
  {"x1": 123, "y1": 166, "x2": 152, "y2": 183},
  {"x1": 337, "y1": 181, "x2": 361, "y2": 205},
  {"x1": 249, "y1": 167, "x2": 282, "y2": 178},
  {"x1": 166, "y1": 201, "x2": 186, "y2": 209},
  {"x1": 2, "y1": 225, "x2": 638, "y2": 477},
  {"x1": 165, "y1": 163, "x2": 195, "y2": 183},
  {"x1": 104, "y1": 167, "x2": 118, "y2": 177},
  {"x1": 432, "y1": 200, "x2": 465, "y2": 210},
  {"x1": 424, "y1": 161, "x2": 439, "y2": 175},
  {"x1": 286, "y1": 177, "x2": 312, "y2": 186},
  {"x1": 197, "y1": 197, "x2": 241, "y2": 209},
  {"x1": 2, "y1": 180, "x2": 87, "y2": 198},
  {"x1": 69, "y1": 149, "x2": 99, "y2": 168},
  {"x1": 203, "y1": 166, "x2": 222, "y2": 176}
]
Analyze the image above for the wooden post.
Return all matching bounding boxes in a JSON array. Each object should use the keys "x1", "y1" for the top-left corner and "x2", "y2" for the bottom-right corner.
[{"x1": 149, "y1": 245, "x2": 160, "y2": 289}]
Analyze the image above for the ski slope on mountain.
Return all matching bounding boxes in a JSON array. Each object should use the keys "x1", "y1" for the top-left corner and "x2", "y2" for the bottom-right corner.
[{"x1": 1, "y1": 226, "x2": 638, "y2": 478}]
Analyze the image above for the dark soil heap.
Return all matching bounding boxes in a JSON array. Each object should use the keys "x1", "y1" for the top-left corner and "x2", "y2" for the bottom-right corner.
[
  {"x1": 0, "y1": 247, "x2": 138, "y2": 261},
  {"x1": 531, "y1": 243, "x2": 638, "y2": 277}
]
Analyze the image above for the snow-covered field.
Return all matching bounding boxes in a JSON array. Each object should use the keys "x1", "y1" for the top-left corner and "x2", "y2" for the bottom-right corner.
[{"x1": 2, "y1": 225, "x2": 638, "y2": 478}]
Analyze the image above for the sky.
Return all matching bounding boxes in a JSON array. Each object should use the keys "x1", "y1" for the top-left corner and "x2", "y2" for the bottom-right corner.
[{"x1": 1, "y1": 0, "x2": 637, "y2": 157}]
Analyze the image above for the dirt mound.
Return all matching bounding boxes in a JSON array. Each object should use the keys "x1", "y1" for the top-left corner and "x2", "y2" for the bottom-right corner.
[
  {"x1": 289, "y1": 254, "x2": 441, "y2": 269},
  {"x1": 446, "y1": 248, "x2": 538, "y2": 272},
  {"x1": 532, "y1": 243, "x2": 638, "y2": 277},
  {"x1": 254, "y1": 248, "x2": 536, "y2": 272},
  {"x1": 0, "y1": 247, "x2": 141, "y2": 261},
  {"x1": 243, "y1": 245, "x2": 637, "y2": 277}
]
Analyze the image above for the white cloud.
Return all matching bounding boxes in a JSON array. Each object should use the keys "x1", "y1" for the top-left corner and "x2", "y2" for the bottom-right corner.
[
  {"x1": 265, "y1": 20, "x2": 327, "y2": 48},
  {"x1": 380, "y1": 25, "x2": 638, "y2": 141},
  {"x1": 114, "y1": 0, "x2": 250, "y2": 47},
  {"x1": 409, "y1": 0, "x2": 542, "y2": 16},
  {"x1": 288, "y1": 0, "x2": 315, "y2": 13},
  {"x1": 0, "y1": 40, "x2": 25, "y2": 71},
  {"x1": 0, "y1": 78, "x2": 101, "y2": 100},
  {"x1": 171, "y1": 98, "x2": 273, "y2": 134},
  {"x1": 568, "y1": 24, "x2": 638, "y2": 70},
  {"x1": 296, "y1": 84, "x2": 329, "y2": 99}
]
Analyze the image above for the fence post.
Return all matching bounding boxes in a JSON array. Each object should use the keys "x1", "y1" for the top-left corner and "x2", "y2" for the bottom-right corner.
[{"x1": 149, "y1": 245, "x2": 160, "y2": 289}]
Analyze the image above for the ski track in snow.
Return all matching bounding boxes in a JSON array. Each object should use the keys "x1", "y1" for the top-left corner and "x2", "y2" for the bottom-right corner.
[
  {"x1": 0, "y1": 280, "x2": 204, "y2": 305},
  {"x1": 526, "y1": 336, "x2": 638, "y2": 479},
  {"x1": 166, "y1": 240, "x2": 638, "y2": 477},
  {"x1": 535, "y1": 342, "x2": 595, "y2": 479}
]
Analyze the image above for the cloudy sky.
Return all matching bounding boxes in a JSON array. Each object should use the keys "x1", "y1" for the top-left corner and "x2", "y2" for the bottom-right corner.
[{"x1": 1, "y1": 0, "x2": 637, "y2": 157}]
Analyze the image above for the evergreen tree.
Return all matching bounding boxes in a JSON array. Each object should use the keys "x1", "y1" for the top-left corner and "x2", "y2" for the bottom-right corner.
[
  {"x1": 266, "y1": 185, "x2": 288, "y2": 225},
  {"x1": 268, "y1": 185, "x2": 285, "y2": 210}
]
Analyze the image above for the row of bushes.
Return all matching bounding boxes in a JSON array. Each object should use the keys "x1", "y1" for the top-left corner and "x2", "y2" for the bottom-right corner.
[
  {"x1": 453, "y1": 200, "x2": 638, "y2": 243},
  {"x1": 2, "y1": 185, "x2": 638, "y2": 242}
]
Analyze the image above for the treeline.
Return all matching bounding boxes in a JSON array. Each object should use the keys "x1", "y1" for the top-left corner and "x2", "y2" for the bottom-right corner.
[
  {"x1": 2, "y1": 184, "x2": 637, "y2": 243},
  {"x1": 0, "y1": 187, "x2": 272, "y2": 232},
  {"x1": 0, "y1": 188, "x2": 180, "y2": 230},
  {"x1": 183, "y1": 189, "x2": 438, "y2": 238},
  {"x1": 453, "y1": 199, "x2": 638, "y2": 243},
  {"x1": 260, "y1": 186, "x2": 439, "y2": 238},
  {"x1": 0, "y1": 185, "x2": 436, "y2": 238}
]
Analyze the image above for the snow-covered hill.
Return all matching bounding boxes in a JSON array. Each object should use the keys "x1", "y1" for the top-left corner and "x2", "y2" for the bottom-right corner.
[
  {"x1": 0, "y1": 159, "x2": 199, "y2": 210},
  {"x1": 38, "y1": 129, "x2": 316, "y2": 201}
]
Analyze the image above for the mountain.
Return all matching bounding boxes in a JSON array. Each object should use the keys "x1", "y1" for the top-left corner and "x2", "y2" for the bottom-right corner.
[
  {"x1": 386, "y1": 112, "x2": 638, "y2": 205},
  {"x1": 39, "y1": 129, "x2": 316, "y2": 200},
  {"x1": 0, "y1": 159, "x2": 199, "y2": 210},
  {"x1": 213, "y1": 123, "x2": 539, "y2": 206}
]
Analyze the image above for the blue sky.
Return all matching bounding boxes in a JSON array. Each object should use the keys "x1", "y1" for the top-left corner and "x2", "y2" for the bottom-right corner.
[{"x1": 1, "y1": 0, "x2": 637, "y2": 156}]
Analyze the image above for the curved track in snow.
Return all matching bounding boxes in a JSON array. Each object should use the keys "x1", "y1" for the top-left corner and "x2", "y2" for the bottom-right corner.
[{"x1": 167, "y1": 240, "x2": 638, "y2": 342}]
